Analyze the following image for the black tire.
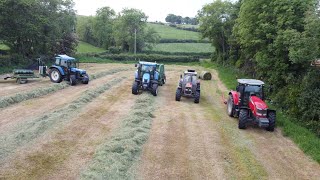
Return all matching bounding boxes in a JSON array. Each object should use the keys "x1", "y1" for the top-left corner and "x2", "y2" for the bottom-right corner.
[
  {"x1": 266, "y1": 111, "x2": 276, "y2": 132},
  {"x1": 70, "y1": 75, "x2": 77, "y2": 86},
  {"x1": 49, "y1": 68, "x2": 62, "y2": 83},
  {"x1": 152, "y1": 83, "x2": 158, "y2": 96},
  {"x1": 227, "y1": 95, "x2": 235, "y2": 117},
  {"x1": 176, "y1": 88, "x2": 181, "y2": 101},
  {"x1": 238, "y1": 109, "x2": 248, "y2": 129},
  {"x1": 159, "y1": 79, "x2": 163, "y2": 86},
  {"x1": 82, "y1": 75, "x2": 89, "y2": 84},
  {"x1": 132, "y1": 81, "x2": 139, "y2": 95},
  {"x1": 194, "y1": 90, "x2": 200, "y2": 103},
  {"x1": 163, "y1": 76, "x2": 166, "y2": 85}
]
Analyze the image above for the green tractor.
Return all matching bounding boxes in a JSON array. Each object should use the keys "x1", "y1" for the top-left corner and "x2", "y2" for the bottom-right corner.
[{"x1": 132, "y1": 61, "x2": 163, "y2": 96}]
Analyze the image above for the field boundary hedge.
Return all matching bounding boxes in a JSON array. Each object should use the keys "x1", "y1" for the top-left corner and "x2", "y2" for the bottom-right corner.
[
  {"x1": 77, "y1": 53, "x2": 200, "y2": 63},
  {"x1": 159, "y1": 39, "x2": 209, "y2": 43}
]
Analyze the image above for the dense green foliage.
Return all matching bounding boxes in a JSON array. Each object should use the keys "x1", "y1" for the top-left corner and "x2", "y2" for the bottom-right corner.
[
  {"x1": 165, "y1": 14, "x2": 198, "y2": 25},
  {"x1": 199, "y1": 0, "x2": 320, "y2": 136},
  {"x1": 0, "y1": 0, "x2": 77, "y2": 58},
  {"x1": 77, "y1": 53, "x2": 199, "y2": 63},
  {"x1": 76, "y1": 8, "x2": 159, "y2": 53}
]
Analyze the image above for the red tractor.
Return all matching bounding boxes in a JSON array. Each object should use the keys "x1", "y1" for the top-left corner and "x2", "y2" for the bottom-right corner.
[{"x1": 227, "y1": 79, "x2": 276, "y2": 131}]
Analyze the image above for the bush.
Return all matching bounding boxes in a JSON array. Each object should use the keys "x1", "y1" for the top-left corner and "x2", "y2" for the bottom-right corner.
[
  {"x1": 176, "y1": 26, "x2": 199, "y2": 32},
  {"x1": 142, "y1": 50, "x2": 211, "y2": 58},
  {"x1": 108, "y1": 46, "x2": 122, "y2": 54},
  {"x1": 77, "y1": 53, "x2": 200, "y2": 63}
]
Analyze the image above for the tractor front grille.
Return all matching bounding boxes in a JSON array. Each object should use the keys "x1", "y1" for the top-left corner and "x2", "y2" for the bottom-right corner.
[{"x1": 184, "y1": 88, "x2": 192, "y2": 95}]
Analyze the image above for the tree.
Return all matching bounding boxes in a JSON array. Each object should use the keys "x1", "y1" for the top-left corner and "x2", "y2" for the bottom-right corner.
[
  {"x1": 92, "y1": 7, "x2": 116, "y2": 49},
  {"x1": 165, "y1": 14, "x2": 177, "y2": 24},
  {"x1": 113, "y1": 8, "x2": 159, "y2": 52},
  {"x1": 0, "y1": 0, "x2": 77, "y2": 57},
  {"x1": 198, "y1": 0, "x2": 238, "y2": 63}
]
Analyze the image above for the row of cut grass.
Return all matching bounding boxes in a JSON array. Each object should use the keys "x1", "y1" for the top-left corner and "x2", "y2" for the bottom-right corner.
[
  {"x1": 82, "y1": 94, "x2": 156, "y2": 179},
  {"x1": 201, "y1": 61, "x2": 320, "y2": 163},
  {"x1": 0, "y1": 77, "x2": 126, "y2": 162},
  {"x1": 0, "y1": 68, "x2": 128, "y2": 109}
]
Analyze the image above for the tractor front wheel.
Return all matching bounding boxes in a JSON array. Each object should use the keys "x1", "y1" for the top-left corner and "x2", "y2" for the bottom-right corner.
[
  {"x1": 266, "y1": 111, "x2": 276, "y2": 132},
  {"x1": 194, "y1": 90, "x2": 200, "y2": 103},
  {"x1": 132, "y1": 81, "x2": 139, "y2": 95},
  {"x1": 49, "y1": 68, "x2": 62, "y2": 83},
  {"x1": 227, "y1": 95, "x2": 236, "y2": 117},
  {"x1": 152, "y1": 83, "x2": 158, "y2": 96},
  {"x1": 70, "y1": 75, "x2": 77, "y2": 86},
  {"x1": 239, "y1": 109, "x2": 248, "y2": 129},
  {"x1": 176, "y1": 88, "x2": 181, "y2": 101},
  {"x1": 82, "y1": 75, "x2": 89, "y2": 84}
]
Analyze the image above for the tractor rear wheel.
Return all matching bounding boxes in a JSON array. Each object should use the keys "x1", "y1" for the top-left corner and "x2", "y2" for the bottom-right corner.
[
  {"x1": 266, "y1": 111, "x2": 276, "y2": 132},
  {"x1": 194, "y1": 90, "x2": 200, "y2": 103},
  {"x1": 49, "y1": 68, "x2": 62, "y2": 83},
  {"x1": 227, "y1": 95, "x2": 235, "y2": 117},
  {"x1": 132, "y1": 81, "x2": 139, "y2": 95},
  {"x1": 176, "y1": 88, "x2": 181, "y2": 101},
  {"x1": 238, "y1": 109, "x2": 248, "y2": 129},
  {"x1": 152, "y1": 83, "x2": 158, "y2": 96},
  {"x1": 70, "y1": 75, "x2": 77, "y2": 86}
]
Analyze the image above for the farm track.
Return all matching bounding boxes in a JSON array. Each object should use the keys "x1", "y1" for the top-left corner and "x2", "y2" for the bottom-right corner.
[{"x1": 0, "y1": 63, "x2": 319, "y2": 179}]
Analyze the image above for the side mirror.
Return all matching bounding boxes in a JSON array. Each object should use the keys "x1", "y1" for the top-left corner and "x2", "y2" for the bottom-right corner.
[
  {"x1": 135, "y1": 64, "x2": 137, "y2": 67},
  {"x1": 180, "y1": 74, "x2": 182, "y2": 78}
]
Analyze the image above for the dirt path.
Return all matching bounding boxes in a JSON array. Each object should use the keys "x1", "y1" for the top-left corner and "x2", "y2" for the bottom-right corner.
[
  {"x1": 0, "y1": 63, "x2": 319, "y2": 179},
  {"x1": 137, "y1": 65, "x2": 320, "y2": 179}
]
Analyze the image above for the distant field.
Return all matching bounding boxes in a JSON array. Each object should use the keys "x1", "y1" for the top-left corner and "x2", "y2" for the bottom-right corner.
[
  {"x1": 150, "y1": 43, "x2": 213, "y2": 53},
  {"x1": 148, "y1": 23, "x2": 201, "y2": 40},
  {"x1": 177, "y1": 24, "x2": 199, "y2": 29},
  {"x1": 0, "y1": 43, "x2": 10, "y2": 50},
  {"x1": 77, "y1": 41, "x2": 105, "y2": 53}
]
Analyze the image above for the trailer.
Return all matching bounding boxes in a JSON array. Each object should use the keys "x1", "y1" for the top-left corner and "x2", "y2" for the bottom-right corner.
[{"x1": 1, "y1": 69, "x2": 39, "y2": 84}]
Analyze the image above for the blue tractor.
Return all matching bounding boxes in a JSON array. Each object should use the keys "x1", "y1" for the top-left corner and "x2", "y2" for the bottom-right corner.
[
  {"x1": 132, "y1": 61, "x2": 159, "y2": 96},
  {"x1": 47, "y1": 55, "x2": 89, "y2": 86}
]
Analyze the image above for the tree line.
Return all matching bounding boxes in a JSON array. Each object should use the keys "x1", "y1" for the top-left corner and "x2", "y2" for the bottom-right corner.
[
  {"x1": 0, "y1": 0, "x2": 77, "y2": 58},
  {"x1": 198, "y1": 0, "x2": 320, "y2": 135},
  {"x1": 165, "y1": 14, "x2": 198, "y2": 25},
  {"x1": 76, "y1": 7, "x2": 159, "y2": 53}
]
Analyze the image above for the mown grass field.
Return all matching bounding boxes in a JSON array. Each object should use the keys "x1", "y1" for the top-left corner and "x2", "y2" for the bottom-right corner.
[
  {"x1": 148, "y1": 23, "x2": 201, "y2": 40},
  {"x1": 77, "y1": 41, "x2": 105, "y2": 53},
  {"x1": 150, "y1": 43, "x2": 213, "y2": 53}
]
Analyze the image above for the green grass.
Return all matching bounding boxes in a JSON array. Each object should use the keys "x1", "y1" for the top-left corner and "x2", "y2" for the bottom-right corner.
[
  {"x1": 77, "y1": 41, "x2": 105, "y2": 53},
  {"x1": 177, "y1": 24, "x2": 199, "y2": 29},
  {"x1": 0, "y1": 43, "x2": 10, "y2": 50},
  {"x1": 150, "y1": 43, "x2": 213, "y2": 53},
  {"x1": 148, "y1": 23, "x2": 201, "y2": 40},
  {"x1": 201, "y1": 61, "x2": 320, "y2": 163},
  {"x1": 82, "y1": 94, "x2": 156, "y2": 179}
]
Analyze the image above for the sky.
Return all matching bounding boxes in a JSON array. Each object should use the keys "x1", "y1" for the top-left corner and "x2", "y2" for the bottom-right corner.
[{"x1": 73, "y1": 0, "x2": 214, "y2": 22}]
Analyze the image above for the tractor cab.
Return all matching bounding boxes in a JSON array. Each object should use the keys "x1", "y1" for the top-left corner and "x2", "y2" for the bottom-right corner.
[
  {"x1": 236, "y1": 79, "x2": 265, "y2": 106},
  {"x1": 55, "y1": 55, "x2": 79, "y2": 68}
]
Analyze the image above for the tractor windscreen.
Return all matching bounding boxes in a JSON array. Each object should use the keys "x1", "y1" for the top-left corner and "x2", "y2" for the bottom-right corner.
[
  {"x1": 141, "y1": 65, "x2": 155, "y2": 72},
  {"x1": 245, "y1": 85, "x2": 263, "y2": 98},
  {"x1": 67, "y1": 61, "x2": 77, "y2": 68}
]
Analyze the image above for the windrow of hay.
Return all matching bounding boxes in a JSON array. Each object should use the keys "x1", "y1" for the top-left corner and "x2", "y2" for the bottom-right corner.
[
  {"x1": 0, "y1": 77, "x2": 126, "y2": 162},
  {"x1": 0, "y1": 68, "x2": 128, "y2": 109},
  {"x1": 82, "y1": 94, "x2": 156, "y2": 180}
]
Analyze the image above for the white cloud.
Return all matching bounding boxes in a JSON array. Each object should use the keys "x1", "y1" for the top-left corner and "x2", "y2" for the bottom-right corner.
[{"x1": 73, "y1": 0, "x2": 213, "y2": 22}]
